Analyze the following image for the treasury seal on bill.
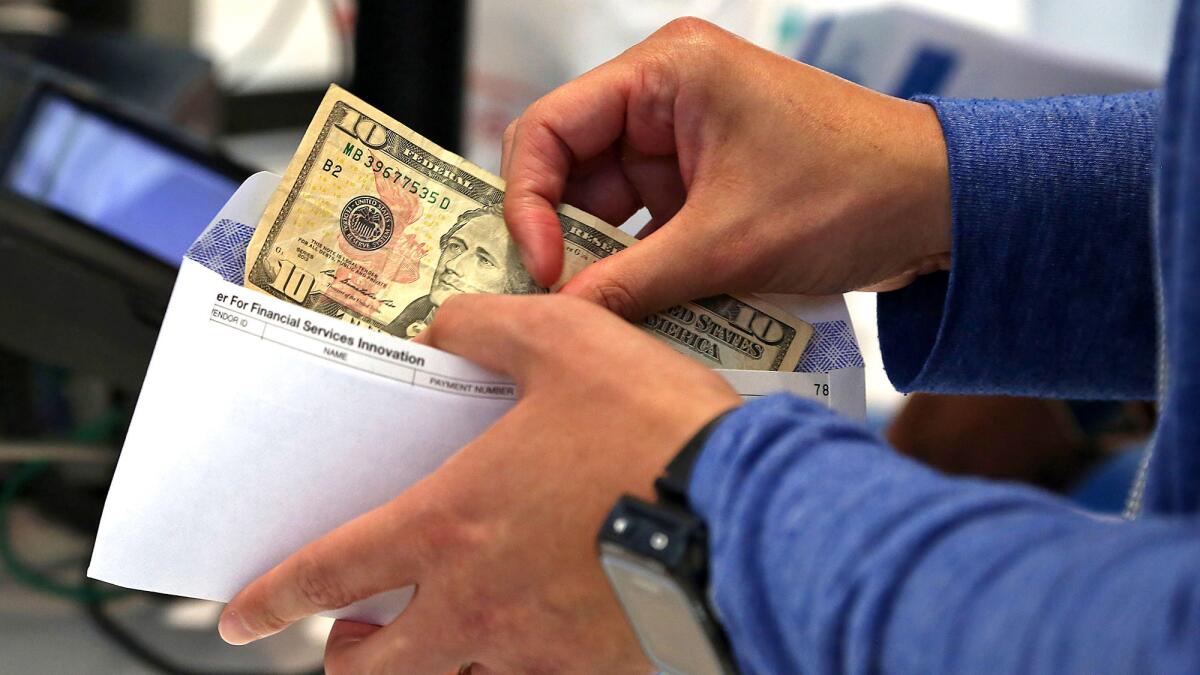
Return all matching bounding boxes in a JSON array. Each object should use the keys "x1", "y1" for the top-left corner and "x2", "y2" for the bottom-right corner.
[{"x1": 340, "y1": 195, "x2": 394, "y2": 251}]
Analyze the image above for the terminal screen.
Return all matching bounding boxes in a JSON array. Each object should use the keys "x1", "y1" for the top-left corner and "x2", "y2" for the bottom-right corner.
[{"x1": 6, "y1": 94, "x2": 240, "y2": 265}]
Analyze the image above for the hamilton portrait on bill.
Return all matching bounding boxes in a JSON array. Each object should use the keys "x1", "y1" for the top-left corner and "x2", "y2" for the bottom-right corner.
[{"x1": 386, "y1": 203, "x2": 543, "y2": 338}]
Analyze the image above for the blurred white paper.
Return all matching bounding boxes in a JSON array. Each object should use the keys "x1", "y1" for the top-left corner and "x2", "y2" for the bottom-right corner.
[
  {"x1": 796, "y1": 6, "x2": 1159, "y2": 100},
  {"x1": 89, "y1": 175, "x2": 521, "y2": 624},
  {"x1": 89, "y1": 173, "x2": 864, "y2": 626}
]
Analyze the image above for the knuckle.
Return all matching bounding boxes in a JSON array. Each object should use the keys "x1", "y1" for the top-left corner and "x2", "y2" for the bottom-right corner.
[
  {"x1": 412, "y1": 506, "x2": 477, "y2": 564},
  {"x1": 655, "y1": 16, "x2": 719, "y2": 44},
  {"x1": 245, "y1": 601, "x2": 290, "y2": 637},
  {"x1": 293, "y1": 552, "x2": 355, "y2": 610},
  {"x1": 502, "y1": 119, "x2": 518, "y2": 145},
  {"x1": 587, "y1": 277, "x2": 644, "y2": 320},
  {"x1": 518, "y1": 97, "x2": 547, "y2": 127},
  {"x1": 632, "y1": 56, "x2": 675, "y2": 105},
  {"x1": 454, "y1": 600, "x2": 507, "y2": 648},
  {"x1": 648, "y1": 17, "x2": 724, "y2": 78},
  {"x1": 519, "y1": 120, "x2": 572, "y2": 177}
]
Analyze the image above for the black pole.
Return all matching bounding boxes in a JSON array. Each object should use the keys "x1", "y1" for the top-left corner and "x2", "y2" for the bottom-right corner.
[
  {"x1": 49, "y1": 0, "x2": 135, "y2": 31},
  {"x1": 352, "y1": 0, "x2": 467, "y2": 153}
]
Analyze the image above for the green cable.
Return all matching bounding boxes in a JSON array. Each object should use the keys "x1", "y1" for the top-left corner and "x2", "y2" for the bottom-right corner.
[
  {"x1": 0, "y1": 460, "x2": 126, "y2": 602},
  {"x1": 0, "y1": 404, "x2": 133, "y2": 602}
]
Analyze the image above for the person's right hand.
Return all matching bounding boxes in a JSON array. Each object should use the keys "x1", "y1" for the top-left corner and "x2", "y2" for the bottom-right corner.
[{"x1": 501, "y1": 17, "x2": 953, "y2": 318}]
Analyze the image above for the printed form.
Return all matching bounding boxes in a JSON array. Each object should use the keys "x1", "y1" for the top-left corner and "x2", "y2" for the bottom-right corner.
[{"x1": 89, "y1": 173, "x2": 862, "y2": 626}]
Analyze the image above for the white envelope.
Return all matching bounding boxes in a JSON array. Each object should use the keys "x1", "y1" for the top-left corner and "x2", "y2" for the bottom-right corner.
[{"x1": 88, "y1": 172, "x2": 864, "y2": 625}]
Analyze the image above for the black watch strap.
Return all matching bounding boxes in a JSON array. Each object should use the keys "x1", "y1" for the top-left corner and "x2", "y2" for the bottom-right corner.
[{"x1": 655, "y1": 408, "x2": 735, "y2": 507}]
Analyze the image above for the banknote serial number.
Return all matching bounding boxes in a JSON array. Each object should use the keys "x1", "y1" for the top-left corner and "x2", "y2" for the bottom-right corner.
[{"x1": 321, "y1": 142, "x2": 452, "y2": 210}]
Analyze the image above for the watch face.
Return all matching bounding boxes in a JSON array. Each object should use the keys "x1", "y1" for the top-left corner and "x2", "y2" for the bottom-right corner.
[{"x1": 600, "y1": 549, "x2": 729, "y2": 675}]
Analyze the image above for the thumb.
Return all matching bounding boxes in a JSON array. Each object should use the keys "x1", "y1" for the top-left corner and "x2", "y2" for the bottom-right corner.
[{"x1": 560, "y1": 214, "x2": 719, "y2": 320}]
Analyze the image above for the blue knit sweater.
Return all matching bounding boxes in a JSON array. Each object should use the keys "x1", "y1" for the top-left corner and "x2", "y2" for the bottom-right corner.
[{"x1": 688, "y1": 6, "x2": 1200, "y2": 674}]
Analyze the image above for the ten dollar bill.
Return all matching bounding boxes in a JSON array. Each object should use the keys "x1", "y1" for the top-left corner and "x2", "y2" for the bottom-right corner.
[{"x1": 245, "y1": 85, "x2": 812, "y2": 371}]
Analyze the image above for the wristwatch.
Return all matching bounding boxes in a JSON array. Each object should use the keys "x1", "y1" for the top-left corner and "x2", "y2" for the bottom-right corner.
[{"x1": 597, "y1": 412, "x2": 739, "y2": 675}]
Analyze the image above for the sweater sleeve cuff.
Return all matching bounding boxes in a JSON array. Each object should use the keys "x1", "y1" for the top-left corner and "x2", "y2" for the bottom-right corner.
[{"x1": 878, "y1": 93, "x2": 1159, "y2": 397}]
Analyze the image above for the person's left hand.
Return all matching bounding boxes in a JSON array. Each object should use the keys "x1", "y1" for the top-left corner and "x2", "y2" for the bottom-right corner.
[{"x1": 216, "y1": 293, "x2": 741, "y2": 674}]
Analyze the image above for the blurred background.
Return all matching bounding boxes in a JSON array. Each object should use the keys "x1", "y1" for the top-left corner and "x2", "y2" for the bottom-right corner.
[{"x1": 0, "y1": 0, "x2": 1170, "y2": 672}]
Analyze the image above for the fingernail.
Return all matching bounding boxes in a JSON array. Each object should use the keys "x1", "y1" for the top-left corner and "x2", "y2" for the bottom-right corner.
[{"x1": 218, "y1": 609, "x2": 257, "y2": 645}]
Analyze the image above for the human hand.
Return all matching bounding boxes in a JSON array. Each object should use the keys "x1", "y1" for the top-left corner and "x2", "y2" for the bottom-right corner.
[
  {"x1": 501, "y1": 17, "x2": 952, "y2": 317},
  {"x1": 217, "y1": 294, "x2": 742, "y2": 674}
]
